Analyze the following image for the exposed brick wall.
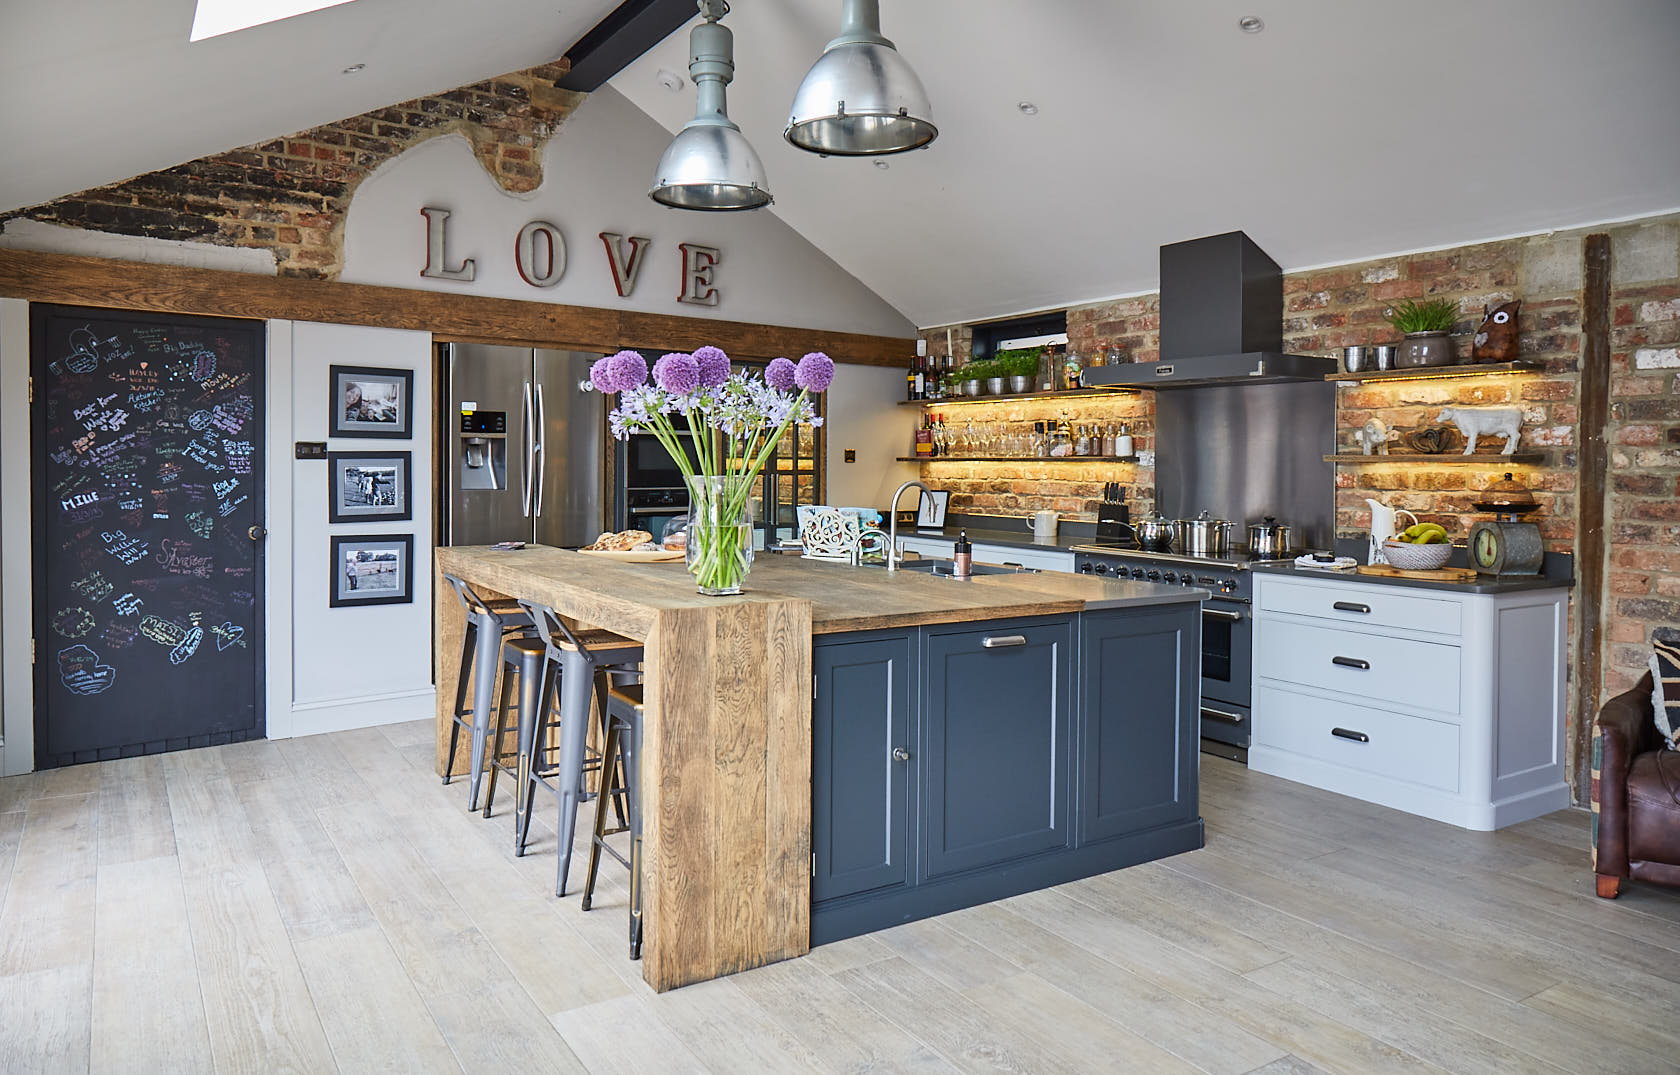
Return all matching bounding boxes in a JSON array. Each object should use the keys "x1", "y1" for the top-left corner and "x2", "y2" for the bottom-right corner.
[{"x1": 0, "y1": 64, "x2": 583, "y2": 278}]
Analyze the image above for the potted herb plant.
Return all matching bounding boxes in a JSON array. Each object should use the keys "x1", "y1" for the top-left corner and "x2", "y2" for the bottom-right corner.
[
  {"x1": 997, "y1": 348, "x2": 1042, "y2": 393},
  {"x1": 1387, "y1": 298, "x2": 1460, "y2": 368},
  {"x1": 960, "y1": 360, "x2": 990, "y2": 395}
]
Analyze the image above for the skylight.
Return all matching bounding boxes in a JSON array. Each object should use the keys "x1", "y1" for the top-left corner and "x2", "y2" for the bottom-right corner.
[{"x1": 190, "y1": 0, "x2": 361, "y2": 42}]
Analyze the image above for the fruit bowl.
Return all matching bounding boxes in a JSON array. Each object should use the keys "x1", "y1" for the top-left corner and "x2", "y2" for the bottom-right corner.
[{"x1": 1382, "y1": 540, "x2": 1453, "y2": 571}]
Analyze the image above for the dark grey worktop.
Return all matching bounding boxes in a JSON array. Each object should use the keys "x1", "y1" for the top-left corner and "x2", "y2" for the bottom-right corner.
[
  {"x1": 1250, "y1": 561, "x2": 1573, "y2": 595},
  {"x1": 895, "y1": 516, "x2": 1096, "y2": 555}
]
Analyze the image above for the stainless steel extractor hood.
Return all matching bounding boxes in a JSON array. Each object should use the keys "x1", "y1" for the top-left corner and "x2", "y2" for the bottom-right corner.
[{"x1": 1084, "y1": 231, "x2": 1337, "y2": 390}]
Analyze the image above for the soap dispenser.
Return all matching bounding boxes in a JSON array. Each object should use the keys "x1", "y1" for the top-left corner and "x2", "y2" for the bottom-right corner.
[{"x1": 953, "y1": 529, "x2": 973, "y2": 578}]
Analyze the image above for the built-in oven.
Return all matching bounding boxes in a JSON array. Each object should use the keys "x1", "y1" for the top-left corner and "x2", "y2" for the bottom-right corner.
[
  {"x1": 1198, "y1": 597, "x2": 1252, "y2": 760},
  {"x1": 617, "y1": 430, "x2": 697, "y2": 535}
]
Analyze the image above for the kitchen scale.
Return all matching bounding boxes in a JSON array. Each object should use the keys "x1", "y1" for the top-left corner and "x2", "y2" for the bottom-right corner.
[{"x1": 1467, "y1": 472, "x2": 1544, "y2": 576}]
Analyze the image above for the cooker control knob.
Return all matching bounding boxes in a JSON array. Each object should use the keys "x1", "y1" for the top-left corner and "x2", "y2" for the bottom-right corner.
[
  {"x1": 1220, "y1": 579, "x2": 1238, "y2": 593},
  {"x1": 1078, "y1": 562, "x2": 1094, "y2": 573},
  {"x1": 1146, "y1": 570, "x2": 1162, "y2": 581},
  {"x1": 1131, "y1": 568, "x2": 1147, "y2": 580}
]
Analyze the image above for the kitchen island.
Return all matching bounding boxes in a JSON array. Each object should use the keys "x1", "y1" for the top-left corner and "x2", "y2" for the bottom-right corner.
[{"x1": 434, "y1": 548, "x2": 1205, "y2": 991}]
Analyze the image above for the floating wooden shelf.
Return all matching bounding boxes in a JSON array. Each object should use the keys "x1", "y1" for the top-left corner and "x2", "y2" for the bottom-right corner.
[
  {"x1": 1325, "y1": 451, "x2": 1550, "y2": 465},
  {"x1": 898, "y1": 387, "x2": 1134, "y2": 407},
  {"x1": 1326, "y1": 360, "x2": 1542, "y2": 384},
  {"x1": 898, "y1": 455, "x2": 1140, "y2": 463}
]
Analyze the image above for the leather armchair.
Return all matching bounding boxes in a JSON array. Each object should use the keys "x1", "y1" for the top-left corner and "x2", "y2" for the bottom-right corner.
[{"x1": 1593, "y1": 672, "x2": 1680, "y2": 897}]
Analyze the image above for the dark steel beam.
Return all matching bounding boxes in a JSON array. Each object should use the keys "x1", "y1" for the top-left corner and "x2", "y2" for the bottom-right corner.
[{"x1": 556, "y1": 0, "x2": 697, "y2": 92}]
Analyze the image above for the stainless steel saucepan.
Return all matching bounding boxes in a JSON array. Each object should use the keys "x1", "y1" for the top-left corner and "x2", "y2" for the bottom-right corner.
[
  {"x1": 1246, "y1": 516, "x2": 1293, "y2": 559},
  {"x1": 1135, "y1": 510, "x2": 1175, "y2": 552},
  {"x1": 1173, "y1": 511, "x2": 1233, "y2": 556}
]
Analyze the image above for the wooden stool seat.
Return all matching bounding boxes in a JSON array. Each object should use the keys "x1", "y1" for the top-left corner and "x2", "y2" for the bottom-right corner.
[{"x1": 557, "y1": 629, "x2": 642, "y2": 653}]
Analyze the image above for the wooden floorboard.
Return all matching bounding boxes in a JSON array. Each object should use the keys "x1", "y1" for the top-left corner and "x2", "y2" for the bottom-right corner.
[{"x1": 0, "y1": 733, "x2": 1678, "y2": 1074}]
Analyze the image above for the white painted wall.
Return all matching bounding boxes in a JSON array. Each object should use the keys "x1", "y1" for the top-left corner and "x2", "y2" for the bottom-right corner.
[
  {"x1": 824, "y1": 363, "x2": 921, "y2": 511},
  {"x1": 340, "y1": 87, "x2": 916, "y2": 344},
  {"x1": 272, "y1": 321, "x2": 435, "y2": 738},
  {"x1": 0, "y1": 299, "x2": 32, "y2": 775}
]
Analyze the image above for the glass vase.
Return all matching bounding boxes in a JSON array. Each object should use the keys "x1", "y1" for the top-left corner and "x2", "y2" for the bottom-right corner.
[{"x1": 685, "y1": 475, "x2": 754, "y2": 596}]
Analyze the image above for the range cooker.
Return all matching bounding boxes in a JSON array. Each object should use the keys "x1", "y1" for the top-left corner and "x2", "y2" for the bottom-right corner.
[{"x1": 1072, "y1": 541, "x2": 1292, "y2": 763}]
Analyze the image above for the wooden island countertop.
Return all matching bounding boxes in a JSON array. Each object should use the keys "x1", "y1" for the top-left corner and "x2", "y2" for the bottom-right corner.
[{"x1": 434, "y1": 546, "x2": 1204, "y2": 991}]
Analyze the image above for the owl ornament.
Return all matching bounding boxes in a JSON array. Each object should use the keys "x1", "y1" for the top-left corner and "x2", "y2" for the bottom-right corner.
[{"x1": 1472, "y1": 300, "x2": 1521, "y2": 363}]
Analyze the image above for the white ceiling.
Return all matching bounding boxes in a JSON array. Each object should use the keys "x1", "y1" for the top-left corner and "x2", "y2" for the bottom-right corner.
[
  {"x1": 4, "y1": 1, "x2": 1679, "y2": 331},
  {"x1": 612, "y1": 0, "x2": 1680, "y2": 327}
]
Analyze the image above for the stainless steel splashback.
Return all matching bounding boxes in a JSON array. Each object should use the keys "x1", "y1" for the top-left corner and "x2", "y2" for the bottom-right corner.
[{"x1": 1154, "y1": 380, "x2": 1336, "y2": 550}]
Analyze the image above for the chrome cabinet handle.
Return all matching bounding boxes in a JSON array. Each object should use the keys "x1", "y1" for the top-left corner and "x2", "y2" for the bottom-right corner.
[
  {"x1": 982, "y1": 635, "x2": 1027, "y2": 648},
  {"x1": 1333, "y1": 601, "x2": 1371, "y2": 614},
  {"x1": 892, "y1": 747, "x2": 911, "y2": 761},
  {"x1": 1332, "y1": 656, "x2": 1371, "y2": 670},
  {"x1": 1332, "y1": 727, "x2": 1370, "y2": 743},
  {"x1": 521, "y1": 381, "x2": 534, "y2": 518},
  {"x1": 533, "y1": 383, "x2": 546, "y2": 518},
  {"x1": 1202, "y1": 608, "x2": 1242, "y2": 622},
  {"x1": 1200, "y1": 706, "x2": 1244, "y2": 724}
]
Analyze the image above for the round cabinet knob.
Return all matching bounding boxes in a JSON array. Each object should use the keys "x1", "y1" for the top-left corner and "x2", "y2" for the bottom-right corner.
[
  {"x1": 892, "y1": 747, "x2": 912, "y2": 761},
  {"x1": 248, "y1": 525, "x2": 268, "y2": 541}
]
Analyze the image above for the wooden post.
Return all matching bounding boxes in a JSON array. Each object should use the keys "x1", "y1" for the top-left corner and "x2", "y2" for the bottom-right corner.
[{"x1": 1572, "y1": 233, "x2": 1611, "y2": 802}]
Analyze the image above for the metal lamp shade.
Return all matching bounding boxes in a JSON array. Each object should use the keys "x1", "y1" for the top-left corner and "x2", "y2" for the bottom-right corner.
[
  {"x1": 786, "y1": 39, "x2": 936, "y2": 155},
  {"x1": 651, "y1": 123, "x2": 773, "y2": 211}
]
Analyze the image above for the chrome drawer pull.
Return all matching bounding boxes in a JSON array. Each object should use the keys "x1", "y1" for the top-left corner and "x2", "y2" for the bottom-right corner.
[
  {"x1": 1200, "y1": 706, "x2": 1244, "y2": 724},
  {"x1": 1332, "y1": 601, "x2": 1371, "y2": 614},
  {"x1": 1331, "y1": 727, "x2": 1370, "y2": 743},
  {"x1": 1202, "y1": 608, "x2": 1243, "y2": 622},
  {"x1": 1331, "y1": 656, "x2": 1371, "y2": 670},
  {"x1": 982, "y1": 635, "x2": 1027, "y2": 648},
  {"x1": 892, "y1": 747, "x2": 912, "y2": 761}
]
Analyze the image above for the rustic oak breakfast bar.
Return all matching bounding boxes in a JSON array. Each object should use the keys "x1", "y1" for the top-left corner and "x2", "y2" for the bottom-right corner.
[{"x1": 434, "y1": 547, "x2": 1206, "y2": 992}]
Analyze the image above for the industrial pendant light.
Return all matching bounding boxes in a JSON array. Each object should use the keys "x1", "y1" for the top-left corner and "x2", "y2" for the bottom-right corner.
[
  {"x1": 650, "y1": 0, "x2": 773, "y2": 211},
  {"x1": 785, "y1": 0, "x2": 937, "y2": 156}
]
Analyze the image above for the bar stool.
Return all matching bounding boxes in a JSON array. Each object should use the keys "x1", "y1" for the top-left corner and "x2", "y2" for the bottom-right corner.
[
  {"x1": 440, "y1": 573, "x2": 532, "y2": 812},
  {"x1": 499, "y1": 599, "x2": 642, "y2": 897},
  {"x1": 581, "y1": 681, "x2": 643, "y2": 960}
]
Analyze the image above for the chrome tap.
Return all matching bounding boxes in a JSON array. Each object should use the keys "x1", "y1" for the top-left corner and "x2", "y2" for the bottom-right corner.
[
  {"x1": 885, "y1": 480, "x2": 931, "y2": 572},
  {"x1": 849, "y1": 526, "x2": 889, "y2": 566}
]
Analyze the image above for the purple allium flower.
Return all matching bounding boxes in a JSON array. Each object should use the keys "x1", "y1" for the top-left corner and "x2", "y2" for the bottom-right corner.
[
  {"x1": 608, "y1": 349, "x2": 648, "y2": 391},
  {"x1": 692, "y1": 345, "x2": 731, "y2": 387},
  {"x1": 652, "y1": 352, "x2": 701, "y2": 394},
  {"x1": 588, "y1": 355, "x2": 621, "y2": 394},
  {"x1": 795, "y1": 351, "x2": 835, "y2": 393},
  {"x1": 764, "y1": 356, "x2": 797, "y2": 391}
]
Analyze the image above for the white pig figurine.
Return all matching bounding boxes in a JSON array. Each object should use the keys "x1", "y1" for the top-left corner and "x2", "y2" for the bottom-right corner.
[{"x1": 1437, "y1": 405, "x2": 1522, "y2": 455}]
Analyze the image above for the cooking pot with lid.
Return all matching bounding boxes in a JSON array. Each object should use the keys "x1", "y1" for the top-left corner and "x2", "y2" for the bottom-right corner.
[
  {"x1": 1173, "y1": 511, "x2": 1233, "y2": 556},
  {"x1": 1246, "y1": 516, "x2": 1293, "y2": 559},
  {"x1": 1135, "y1": 510, "x2": 1175, "y2": 552}
]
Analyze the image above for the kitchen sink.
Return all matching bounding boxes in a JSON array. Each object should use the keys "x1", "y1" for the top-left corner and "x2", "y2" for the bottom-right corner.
[{"x1": 888, "y1": 559, "x2": 1039, "y2": 578}]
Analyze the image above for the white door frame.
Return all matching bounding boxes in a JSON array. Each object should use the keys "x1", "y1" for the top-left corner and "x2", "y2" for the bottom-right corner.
[{"x1": 0, "y1": 298, "x2": 35, "y2": 776}]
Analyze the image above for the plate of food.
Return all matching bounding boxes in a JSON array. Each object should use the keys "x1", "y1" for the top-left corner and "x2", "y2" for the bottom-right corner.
[{"x1": 576, "y1": 529, "x2": 685, "y2": 561}]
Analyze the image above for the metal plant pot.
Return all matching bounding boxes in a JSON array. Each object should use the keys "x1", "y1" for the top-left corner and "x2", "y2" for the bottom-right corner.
[
  {"x1": 985, "y1": 377, "x2": 1006, "y2": 395},
  {"x1": 961, "y1": 378, "x2": 981, "y2": 396},
  {"x1": 1008, "y1": 375, "x2": 1033, "y2": 393},
  {"x1": 1395, "y1": 331, "x2": 1455, "y2": 368}
]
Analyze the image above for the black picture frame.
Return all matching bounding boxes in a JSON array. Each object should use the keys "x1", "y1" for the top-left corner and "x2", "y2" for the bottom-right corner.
[
  {"x1": 329, "y1": 364, "x2": 414, "y2": 439},
  {"x1": 327, "y1": 451, "x2": 412, "y2": 523},
  {"x1": 917, "y1": 489, "x2": 950, "y2": 528},
  {"x1": 329, "y1": 534, "x2": 414, "y2": 607}
]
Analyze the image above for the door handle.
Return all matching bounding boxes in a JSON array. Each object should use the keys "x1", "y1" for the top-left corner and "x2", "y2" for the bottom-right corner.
[
  {"x1": 1332, "y1": 656, "x2": 1371, "y2": 670},
  {"x1": 1332, "y1": 727, "x2": 1370, "y2": 743},
  {"x1": 1202, "y1": 608, "x2": 1243, "y2": 622},
  {"x1": 533, "y1": 383, "x2": 546, "y2": 518},
  {"x1": 982, "y1": 635, "x2": 1027, "y2": 648},
  {"x1": 521, "y1": 381, "x2": 533, "y2": 518},
  {"x1": 892, "y1": 747, "x2": 911, "y2": 761},
  {"x1": 1332, "y1": 601, "x2": 1371, "y2": 614},
  {"x1": 247, "y1": 525, "x2": 267, "y2": 541},
  {"x1": 1200, "y1": 706, "x2": 1245, "y2": 724}
]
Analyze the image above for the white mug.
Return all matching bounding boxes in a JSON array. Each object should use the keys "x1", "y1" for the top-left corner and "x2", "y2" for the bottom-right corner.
[{"x1": 1032, "y1": 510, "x2": 1058, "y2": 539}]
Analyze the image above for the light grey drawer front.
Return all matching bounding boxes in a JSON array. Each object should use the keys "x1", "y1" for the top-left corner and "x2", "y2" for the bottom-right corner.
[
  {"x1": 1259, "y1": 576, "x2": 1462, "y2": 636},
  {"x1": 1256, "y1": 618, "x2": 1462, "y2": 717},
  {"x1": 974, "y1": 543, "x2": 1074, "y2": 574},
  {"x1": 1254, "y1": 685, "x2": 1461, "y2": 792}
]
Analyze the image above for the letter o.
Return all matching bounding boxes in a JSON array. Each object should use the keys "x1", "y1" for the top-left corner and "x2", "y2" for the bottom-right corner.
[{"x1": 514, "y1": 220, "x2": 566, "y2": 287}]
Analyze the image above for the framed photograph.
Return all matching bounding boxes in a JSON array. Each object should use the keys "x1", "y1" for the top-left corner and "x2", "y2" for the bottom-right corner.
[
  {"x1": 328, "y1": 451, "x2": 412, "y2": 523},
  {"x1": 916, "y1": 489, "x2": 950, "y2": 529},
  {"x1": 329, "y1": 364, "x2": 413, "y2": 439},
  {"x1": 329, "y1": 534, "x2": 414, "y2": 608}
]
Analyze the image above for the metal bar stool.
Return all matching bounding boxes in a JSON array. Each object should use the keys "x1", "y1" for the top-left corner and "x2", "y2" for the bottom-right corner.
[
  {"x1": 440, "y1": 573, "x2": 532, "y2": 812},
  {"x1": 507, "y1": 599, "x2": 643, "y2": 897},
  {"x1": 582, "y1": 682, "x2": 644, "y2": 960}
]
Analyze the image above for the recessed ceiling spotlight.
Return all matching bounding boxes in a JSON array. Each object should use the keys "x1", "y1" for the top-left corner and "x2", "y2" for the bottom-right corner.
[
  {"x1": 1017, "y1": 101, "x2": 1039, "y2": 116},
  {"x1": 1238, "y1": 15, "x2": 1265, "y2": 33},
  {"x1": 341, "y1": 62, "x2": 365, "y2": 74},
  {"x1": 655, "y1": 68, "x2": 685, "y2": 93},
  {"x1": 873, "y1": 160, "x2": 890, "y2": 170}
]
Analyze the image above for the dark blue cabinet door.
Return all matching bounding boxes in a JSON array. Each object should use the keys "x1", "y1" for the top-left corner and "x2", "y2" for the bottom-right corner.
[
  {"x1": 812, "y1": 632, "x2": 914, "y2": 902},
  {"x1": 923, "y1": 618, "x2": 1072, "y2": 878},
  {"x1": 1078, "y1": 606, "x2": 1201, "y2": 842}
]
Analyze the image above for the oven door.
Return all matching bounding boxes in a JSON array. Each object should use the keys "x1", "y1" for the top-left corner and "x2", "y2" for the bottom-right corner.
[{"x1": 1199, "y1": 597, "x2": 1252, "y2": 749}]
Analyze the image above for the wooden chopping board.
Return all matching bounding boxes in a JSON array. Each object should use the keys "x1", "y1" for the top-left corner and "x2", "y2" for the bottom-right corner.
[
  {"x1": 577, "y1": 547, "x2": 684, "y2": 562},
  {"x1": 1357, "y1": 563, "x2": 1479, "y2": 583}
]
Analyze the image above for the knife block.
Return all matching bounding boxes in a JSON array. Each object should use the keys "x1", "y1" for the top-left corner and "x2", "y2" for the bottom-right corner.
[{"x1": 1096, "y1": 501, "x2": 1130, "y2": 542}]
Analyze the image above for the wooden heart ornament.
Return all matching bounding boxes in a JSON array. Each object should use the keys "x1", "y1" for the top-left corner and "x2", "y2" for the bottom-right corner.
[{"x1": 1472, "y1": 300, "x2": 1521, "y2": 363}]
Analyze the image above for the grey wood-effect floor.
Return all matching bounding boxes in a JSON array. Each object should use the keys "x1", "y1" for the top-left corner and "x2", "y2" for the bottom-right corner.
[{"x1": 1, "y1": 723, "x2": 1678, "y2": 1075}]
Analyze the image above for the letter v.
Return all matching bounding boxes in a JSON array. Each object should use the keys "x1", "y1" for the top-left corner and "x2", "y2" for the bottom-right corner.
[{"x1": 599, "y1": 232, "x2": 652, "y2": 297}]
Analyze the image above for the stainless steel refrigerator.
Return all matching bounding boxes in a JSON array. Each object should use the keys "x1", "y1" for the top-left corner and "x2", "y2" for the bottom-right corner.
[{"x1": 440, "y1": 343, "x2": 604, "y2": 547}]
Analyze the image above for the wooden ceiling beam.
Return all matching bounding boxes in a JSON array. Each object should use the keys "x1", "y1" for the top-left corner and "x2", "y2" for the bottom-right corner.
[{"x1": 0, "y1": 248, "x2": 910, "y2": 366}]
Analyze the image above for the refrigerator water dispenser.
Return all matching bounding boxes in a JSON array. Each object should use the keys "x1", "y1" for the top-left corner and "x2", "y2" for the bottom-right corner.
[{"x1": 459, "y1": 410, "x2": 507, "y2": 491}]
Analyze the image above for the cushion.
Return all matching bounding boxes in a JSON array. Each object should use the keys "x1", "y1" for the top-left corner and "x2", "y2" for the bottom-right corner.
[{"x1": 1652, "y1": 635, "x2": 1680, "y2": 751}]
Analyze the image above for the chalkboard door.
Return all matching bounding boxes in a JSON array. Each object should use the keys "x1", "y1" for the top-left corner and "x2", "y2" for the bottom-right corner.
[{"x1": 31, "y1": 304, "x2": 265, "y2": 768}]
